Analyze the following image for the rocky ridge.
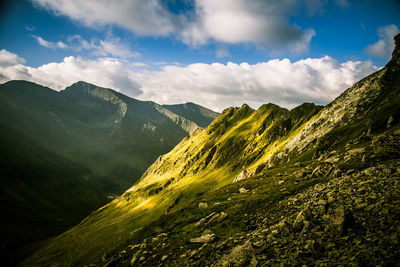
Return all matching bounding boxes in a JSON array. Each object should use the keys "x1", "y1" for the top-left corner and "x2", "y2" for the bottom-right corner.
[
  {"x1": 97, "y1": 130, "x2": 400, "y2": 266},
  {"x1": 93, "y1": 34, "x2": 400, "y2": 267}
]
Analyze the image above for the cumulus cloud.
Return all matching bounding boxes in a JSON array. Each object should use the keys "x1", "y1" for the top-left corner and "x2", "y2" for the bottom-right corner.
[
  {"x1": 365, "y1": 24, "x2": 399, "y2": 58},
  {"x1": 181, "y1": 0, "x2": 314, "y2": 53},
  {"x1": 31, "y1": 0, "x2": 320, "y2": 53},
  {"x1": 0, "y1": 50, "x2": 31, "y2": 81},
  {"x1": 31, "y1": 0, "x2": 179, "y2": 36},
  {"x1": 0, "y1": 50, "x2": 141, "y2": 95},
  {"x1": 136, "y1": 57, "x2": 378, "y2": 111},
  {"x1": 0, "y1": 49, "x2": 26, "y2": 67},
  {"x1": 0, "y1": 49, "x2": 378, "y2": 112},
  {"x1": 27, "y1": 56, "x2": 143, "y2": 95}
]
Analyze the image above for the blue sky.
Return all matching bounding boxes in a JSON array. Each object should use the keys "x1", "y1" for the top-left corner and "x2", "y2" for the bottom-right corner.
[{"x1": 0, "y1": 0, "x2": 399, "y2": 111}]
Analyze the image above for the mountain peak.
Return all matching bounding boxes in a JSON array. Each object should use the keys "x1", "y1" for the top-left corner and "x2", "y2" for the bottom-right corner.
[
  {"x1": 393, "y1": 33, "x2": 400, "y2": 58},
  {"x1": 62, "y1": 81, "x2": 123, "y2": 104},
  {"x1": 387, "y1": 33, "x2": 400, "y2": 71},
  {"x1": 64, "y1": 81, "x2": 113, "y2": 94}
]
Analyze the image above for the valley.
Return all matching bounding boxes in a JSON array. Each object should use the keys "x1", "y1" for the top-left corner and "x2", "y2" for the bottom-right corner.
[{"x1": 0, "y1": 80, "x2": 218, "y2": 265}]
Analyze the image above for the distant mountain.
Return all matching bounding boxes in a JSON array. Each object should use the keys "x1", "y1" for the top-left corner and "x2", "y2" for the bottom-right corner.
[
  {"x1": 0, "y1": 80, "x2": 218, "y2": 265},
  {"x1": 25, "y1": 34, "x2": 400, "y2": 266},
  {"x1": 162, "y1": 102, "x2": 219, "y2": 128}
]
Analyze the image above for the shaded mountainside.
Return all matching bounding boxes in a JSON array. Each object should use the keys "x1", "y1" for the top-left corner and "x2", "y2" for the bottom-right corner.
[
  {"x1": 0, "y1": 125, "x2": 109, "y2": 266},
  {"x1": 162, "y1": 102, "x2": 219, "y2": 129},
  {"x1": 0, "y1": 80, "x2": 218, "y2": 266},
  {"x1": 26, "y1": 34, "x2": 400, "y2": 266}
]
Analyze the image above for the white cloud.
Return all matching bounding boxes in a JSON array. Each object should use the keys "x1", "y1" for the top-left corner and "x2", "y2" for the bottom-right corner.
[
  {"x1": 0, "y1": 50, "x2": 141, "y2": 95},
  {"x1": 0, "y1": 50, "x2": 378, "y2": 112},
  {"x1": 31, "y1": 0, "x2": 320, "y2": 52},
  {"x1": 0, "y1": 49, "x2": 26, "y2": 67},
  {"x1": 181, "y1": 0, "x2": 314, "y2": 53},
  {"x1": 27, "y1": 56, "x2": 142, "y2": 95},
  {"x1": 98, "y1": 40, "x2": 139, "y2": 58},
  {"x1": 32, "y1": 35, "x2": 68, "y2": 49},
  {"x1": 0, "y1": 50, "x2": 31, "y2": 81},
  {"x1": 56, "y1": 41, "x2": 68, "y2": 49},
  {"x1": 136, "y1": 56, "x2": 378, "y2": 111},
  {"x1": 31, "y1": 0, "x2": 179, "y2": 36},
  {"x1": 131, "y1": 62, "x2": 147, "y2": 67},
  {"x1": 32, "y1": 34, "x2": 139, "y2": 58},
  {"x1": 365, "y1": 24, "x2": 399, "y2": 58},
  {"x1": 288, "y1": 29, "x2": 316, "y2": 54}
]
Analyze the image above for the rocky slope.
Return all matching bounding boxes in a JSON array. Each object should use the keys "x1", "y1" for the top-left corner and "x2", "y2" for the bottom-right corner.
[
  {"x1": 25, "y1": 34, "x2": 400, "y2": 266},
  {"x1": 0, "y1": 81, "x2": 218, "y2": 265}
]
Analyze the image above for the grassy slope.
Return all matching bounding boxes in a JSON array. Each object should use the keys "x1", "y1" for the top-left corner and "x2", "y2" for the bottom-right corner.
[
  {"x1": 26, "y1": 34, "x2": 400, "y2": 267},
  {"x1": 0, "y1": 80, "x2": 218, "y2": 265},
  {"x1": 25, "y1": 102, "x2": 322, "y2": 266}
]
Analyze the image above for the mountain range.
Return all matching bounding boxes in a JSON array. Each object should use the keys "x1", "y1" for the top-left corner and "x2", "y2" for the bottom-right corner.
[
  {"x1": 21, "y1": 34, "x2": 400, "y2": 266},
  {"x1": 0, "y1": 80, "x2": 218, "y2": 265}
]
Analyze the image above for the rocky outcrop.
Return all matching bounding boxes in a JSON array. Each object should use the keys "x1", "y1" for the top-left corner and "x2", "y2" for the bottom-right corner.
[{"x1": 190, "y1": 230, "x2": 216, "y2": 243}]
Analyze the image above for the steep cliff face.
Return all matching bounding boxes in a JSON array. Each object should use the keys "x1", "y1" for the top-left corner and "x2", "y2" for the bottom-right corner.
[{"x1": 25, "y1": 34, "x2": 400, "y2": 266}]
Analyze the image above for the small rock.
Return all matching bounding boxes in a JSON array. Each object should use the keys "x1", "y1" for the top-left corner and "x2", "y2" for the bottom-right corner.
[
  {"x1": 218, "y1": 240, "x2": 254, "y2": 267},
  {"x1": 157, "y1": 233, "x2": 168, "y2": 238},
  {"x1": 128, "y1": 244, "x2": 141, "y2": 250},
  {"x1": 190, "y1": 231, "x2": 216, "y2": 243},
  {"x1": 293, "y1": 209, "x2": 310, "y2": 232},
  {"x1": 249, "y1": 257, "x2": 258, "y2": 267},
  {"x1": 318, "y1": 199, "x2": 329, "y2": 214},
  {"x1": 332, "y1": 169, "x2": 342, "y2": 177},
  {"x1": 328, "y1": 206, "x2": 355, "y2": 236},
  {"x1": 161, "y1": 255, "x2": 168, "y2": 261},
  {"x1": 233, "y1": 170, "x2": 251, "y2": 183},
  {"x1": 130, "y1": 255, "x2": 137, "y2": 265},
  {"x1": 310, "y1": 166, "x2": 320, "y2": 178},
  {"x1": 304, "y1": 239, "x2": 322, "y2": 255},
  {"x1": 198, "y1": 202, "x2": 208, "y2": 209},
  {"x1": 239, "y1": 188, "x2": 249, "y2": 193}
]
